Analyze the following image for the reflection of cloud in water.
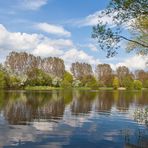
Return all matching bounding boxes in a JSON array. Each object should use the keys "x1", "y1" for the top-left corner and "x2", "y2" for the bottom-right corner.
[
  {"x1": 103, "y1": 131, "x2": 120, "y2": 141},
  {"x1": 0, "y1": 124, "x2": 36, "y2": 146},
  {"x1": 62, "y1": 105, "x2": 91, "y2": 128},
  {"x1": 33, "y1": 121, "x2": 58, "y2": 131}
]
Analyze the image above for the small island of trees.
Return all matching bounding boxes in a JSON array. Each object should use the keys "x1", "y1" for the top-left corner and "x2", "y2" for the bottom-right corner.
[{"x1": 0, "y1": 51, "x2": 147, "y2": 90}]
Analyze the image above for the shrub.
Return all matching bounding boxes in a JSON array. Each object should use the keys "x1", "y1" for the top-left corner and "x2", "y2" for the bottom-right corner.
[
  {"x1": 52, "y1": 77, "x2": 62, "y2": 87},
  {"x1": 123, "y1": 76, "x2": 134, "y2": 90},
  {"x1": 72, "y1": 80, "x2": 82, "y2": 87},
  {"x1": 61, "y1": 80, "x2": 72, "y2": 88},
  {"x1": 85, "y1": 77, "x2": 99, "y2": 89},
  {"x1": 0, "y1": 71, "x2": 6, "y2": 89},
  {"x1": 112, "y1": 77, "x2": 119, "y2": 90},
  {"x1": 134, "y1": 80, "x2": 143, "y2": 90}
]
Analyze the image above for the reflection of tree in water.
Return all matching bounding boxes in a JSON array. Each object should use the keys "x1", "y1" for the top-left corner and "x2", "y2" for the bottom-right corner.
[
  {"x1": 114, "y1": 91, "x2": 148, "y2": 112},
  {"x1": 3, "y1": 91, "x2": 66, "y2": 125},
  {"x1": 136, "y1": 91, "x2": 148, "y2": 105},
  {"x1": 121, "y1": 128, "x2": 148, "y2": 148},
  {"x1": 94, "y1": 91, "x2": 114, "y2": 113},
  {"x1": 115, "y1": 91, "x2": 135, "y2": 112},
  {"x1": 71, "y1": 90, "x2": 96, "y2": 115}
]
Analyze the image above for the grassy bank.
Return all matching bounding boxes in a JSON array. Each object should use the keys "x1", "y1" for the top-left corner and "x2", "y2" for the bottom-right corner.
[
  {"x1": 25, "y1": 86, "x2": 63, "y2": 91},
  {"x1": 24, "y1": 86, "x2": 147, "y2": 91}
]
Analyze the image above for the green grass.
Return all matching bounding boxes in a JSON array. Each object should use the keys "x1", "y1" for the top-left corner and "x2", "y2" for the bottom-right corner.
[
  {"x1": 25, "y1": 86, "x2": 63, "y2": 91},
  {"x1": 24, "y1": 86, "x2": 148, "y2": 91},
  {"x1": 73, "y1": 87, "x2": 91, "y2": 90},
  {"x1": 99, "y1": 87, "x2": 114, "y2": 90}
]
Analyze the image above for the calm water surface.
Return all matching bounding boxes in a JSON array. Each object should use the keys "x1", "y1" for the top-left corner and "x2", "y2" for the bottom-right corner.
[{"x1": 0, "y1": 90, "x2": 148, "y2": 148}]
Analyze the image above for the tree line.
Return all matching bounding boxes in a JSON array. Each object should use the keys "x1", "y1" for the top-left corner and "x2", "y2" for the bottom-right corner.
[{"x1": 0, "y1": 51, "x2": 148, "y2": 90}]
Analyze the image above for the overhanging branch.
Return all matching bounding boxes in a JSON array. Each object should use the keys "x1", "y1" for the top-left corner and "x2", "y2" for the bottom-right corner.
[{"x1": 116, "y1": 35, "x2": 148, "y2": 48}]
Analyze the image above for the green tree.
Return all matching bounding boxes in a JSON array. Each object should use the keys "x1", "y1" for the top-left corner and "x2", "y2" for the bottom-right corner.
[
  {"x1": 61, "y1": 71, "x2": 73, "y2": 88},
  {"x1": 123, "y1": 76, "x2": 134, "y2": 90},
  {"x1": 86, "y1": 77, "x2": 99, "y2": 89},
  {"x1": 63, "y1": 71, "x2": 73, "y2": 83},
  {"x1": 72, "y1": 80, "x2": 82, "y2": 88},
  {"x1": 26, "y1": 68, "x2": 52, "y2": 86},
  {"x1": 0, "y1": 71, "x2": 6, "y2": 89},
  {"x1": 92, "y1": 0, "x2": 148, "y2": 57},
  {"x1": 61, "y1": 80, "x2": 72, "y2": 88},
  {"x1": 7, "y1": 75, "x2": 22, "y2": 89},
  {"x1": 52, "y1": 77, "x2": 62, "y2": 87},
  {"x1": 143, "y1": 80, "x2": 148, "y2": 88},
  {"x1": 113, "y1": 77, "x2": 119, "y2": 90},
  {"x1": 134, "y1": 80, "x2": 143, "y2": 90},
  {"x1": 81, "y1": 75, "x2": 99, "y2": 89}
]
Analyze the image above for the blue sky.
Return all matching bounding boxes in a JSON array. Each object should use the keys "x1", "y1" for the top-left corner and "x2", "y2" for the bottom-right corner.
[{"x1": 0, "y1": 0, "x2": 147, "y2": 70}]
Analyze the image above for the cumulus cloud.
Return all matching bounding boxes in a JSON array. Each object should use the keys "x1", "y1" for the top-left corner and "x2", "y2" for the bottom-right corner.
[
  {"x1": 61, "y1": 48, "x2": 101, "y2": 70},
  {"x1": 36, "y1": 23, "x2": 71, "y2": 37},
  {"x1": 110, "y1": 55, "x2": 148, "y2": 70},
  {"x1": 19, "y1": 0, "x2": 48, "y2": 10},
  {"x1": 74, "y1": 10, "x2": 116, "y2": 27},
  {"x1": 0, "y1": 24, "x2": 101, "y2": 70},
  {"x1": 0, "y1": 24, "x2": 41, "y2": 50},
  {"x1": 0, "y1": 24, "x2": 72, "y2": 57},
  {"x1": 72, "y1": 9, "x2": 132, "y2": 29}
]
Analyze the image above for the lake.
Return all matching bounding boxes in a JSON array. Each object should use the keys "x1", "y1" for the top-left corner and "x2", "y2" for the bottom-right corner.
[{"x1": 0, "y1": 90, "x2": 148, "y2": 148}]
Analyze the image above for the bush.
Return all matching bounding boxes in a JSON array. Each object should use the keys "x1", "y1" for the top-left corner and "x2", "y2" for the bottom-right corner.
[
  {"x1": 81, "y1": 75, "x2": 99, "y2": 89},
  {"x1": 112, "y1": 77, "x2": 119, "y2": 90},
  {"x1": 123, "y1": 76, "x2": 134, "y2": 90},
  {"x1": 0, "y1": 71, "x2": 6, "y2": 89},
  {"x1": 143, "y1": 80, "x2": 148, "y2": 88},
  {"x1": 52, "y1": 77, "x2": 62, "y2": 87},
  {"x1": 134, "y1": 80, "x2": 143, "y2": 90},
  {"x1": 7, "y1": 76, "x2": 22, "y2": 89},
  {"x1": 63, "y1": 71, "x2": 73, "y2": 83},
  {"x1": 61, "y1": 71, "x2": 73, "y2": 88},
  {"x1": 85, "y1": 77, "x2": 99, "y2": 89},
  {"x1": 61, "y1": 80, "x2": 72, "y2": 88},
  {"x1": 72, "y1": 80, "x2": 82, "y2": 87},
  {"x1": 26, "y1": 68, "x2": 52, "y2": 86}
]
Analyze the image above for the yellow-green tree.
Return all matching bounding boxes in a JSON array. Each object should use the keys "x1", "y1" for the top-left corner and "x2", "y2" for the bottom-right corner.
[{"x1": 112, "y1": 77, "x2": 119, "y2": 90}]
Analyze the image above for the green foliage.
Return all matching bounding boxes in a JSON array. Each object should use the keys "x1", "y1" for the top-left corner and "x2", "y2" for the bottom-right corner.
[
  {"x1": 26, "y1": 68, "x2": 52, "y2": 86},
  {"x1": 0, "y1": 71, "x2": 6, "y2": 89},
  {"x1": 61, "y1": 80, "x2": 72, "y2": 88},
  {"x1": 92, "y1": 0, "x2": 148, "y2": 57},
  {"x1": 134, "y1": 80, "x2": 143, "y2": 90},
  {"x1": 63, "y1": 71, "x2": 73, "y2": 83},
  {"x1": 7, "y1": 76, "x2": 22, "y2": 89},
  {"x1": 143, "y1": 80, "x2": 148, "y2": 88},
  {"x1": 113, "y1": 77, "x2": 119, "y2": 90},
  {"x1": 123, "y1": 76, "x2": 134, "y2": 90},
  {"x1": 61, "y1": 71, "x2": 73, "y2": 88},
  {"x1": 52, "y1": 77, "x2": 62, "y2": 87},
  {"x1": 85, "y1": 77, "x2": 99, "y2": 89},
  {"x1": 72, "y1": 80, "x2": 82, "y2": 88},
  {"x1": 25, "y1": 86, "x2": 61, "y2": 91}
]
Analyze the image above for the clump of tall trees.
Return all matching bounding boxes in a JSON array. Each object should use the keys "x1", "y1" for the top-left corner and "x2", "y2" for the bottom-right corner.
[{"x1": 0, "y1": 51, "x2": 147, "y2": 90}]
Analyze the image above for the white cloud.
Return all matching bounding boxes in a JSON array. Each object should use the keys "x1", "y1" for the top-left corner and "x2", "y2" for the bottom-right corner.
[
  {"x1": 61, "y1": 48, "x2": 101, "y2": 70},
  {"x1": 110, "y1": 55, "x2": 148, "y2": 70},
  {"x1": 19, "y1": 0, "x2": 48, "y2": 10},
  {"x1": 86, "y1": 43, "x2": 98, "y2": 52},
  {"x1": 0, "y1": 24, "x2": 72, "y2": 57},
  {"x1": 36, "y1": 23, "x2": 71, "y2": 37},
  {"x1": 0, "y1": 24, "x2": 147, "y2": 71},
  {"x1": 33, "y1": 44, "x2": 64, "y2": 57},
  {"x1": 0, "y1": 24, "x2": 101, "y2": 70},
  {"x1": 74, "y1": 10, "x2": 116, "y2": 27},
  {"x1": 0, "y1": 24, "x2": 41, "y2": 51}
]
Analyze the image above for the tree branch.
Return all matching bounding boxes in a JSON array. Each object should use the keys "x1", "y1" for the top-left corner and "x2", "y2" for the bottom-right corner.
[{"x1": 116, "y1": 35, "x2": 148, "y2": 48}]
